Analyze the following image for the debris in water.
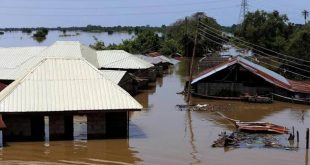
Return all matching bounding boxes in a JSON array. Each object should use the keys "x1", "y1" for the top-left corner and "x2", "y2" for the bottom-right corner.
[
  {"x1": 212, "y1": 132, "x2": 298, "y2": 150},
  {"x1": 218, "y1": 112, "x2": 289, "y2": 134},
  {"x1": 176, "y1": 104, "x2": 232, "y2": 112}
]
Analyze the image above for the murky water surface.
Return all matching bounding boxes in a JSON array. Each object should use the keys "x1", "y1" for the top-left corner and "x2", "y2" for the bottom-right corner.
[
  {"x1": 0, "y1": 59, "x2": 310, "y2": 165},
  {"x1": 0, "y1": 31, "x2": 134, "y2": 47}
]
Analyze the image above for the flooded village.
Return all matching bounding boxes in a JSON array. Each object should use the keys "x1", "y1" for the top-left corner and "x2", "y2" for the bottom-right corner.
[{"x1": 0, "y1": 1, "x2": 310, "y2": 165}]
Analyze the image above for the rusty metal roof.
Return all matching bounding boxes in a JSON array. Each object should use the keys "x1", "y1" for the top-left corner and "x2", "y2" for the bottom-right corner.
[{"x1": 192, "y1": 56, "x2": 310, "y2": 94}]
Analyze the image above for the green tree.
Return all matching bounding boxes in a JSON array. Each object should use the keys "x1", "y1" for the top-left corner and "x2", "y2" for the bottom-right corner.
[
  {"x1": 234, "y1": 10, "x2": 293, "y2": 54},
  {"x1": 159, "y1": 39, "x2": 180, "y2": 55},
  {"x1": 32, "y1": 28, "x2": 49, "y2": 42},
  {"x1": 166, "y1": 12, "x2": 223, "y2": 57}
]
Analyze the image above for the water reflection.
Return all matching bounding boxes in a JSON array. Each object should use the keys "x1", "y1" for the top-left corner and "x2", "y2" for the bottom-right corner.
[{"x1": 0, "y1": 140, "x2": 140, "y2": 165}]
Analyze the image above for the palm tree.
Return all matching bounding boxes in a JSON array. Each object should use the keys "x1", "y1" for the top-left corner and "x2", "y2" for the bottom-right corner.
[{"x1": 302, "y1": 10, "x2": 309, "y2": 25}]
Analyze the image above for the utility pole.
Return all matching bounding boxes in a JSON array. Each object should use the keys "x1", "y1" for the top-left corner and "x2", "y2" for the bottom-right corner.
[
  {"x1": 238, "y1": 0, "x2": 249, "y2": 24},
  {"x1": 186, "y1": 19, "x2": 199, "y2": 103}
]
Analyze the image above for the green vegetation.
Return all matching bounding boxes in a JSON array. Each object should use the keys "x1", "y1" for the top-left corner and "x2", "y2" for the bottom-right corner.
[
  {"x1": 166, "y1": 12, "x2": 223, "y2": 57},
  {"x1": 233, "y1": 10, "x2": 310, "y2": 79},
  {"x1": 21, "y1": 28, "x2": 32, "y2": 34},
  {"x1": 33, "y1": 28, "x2": 49, "y2": 42},
  {"x1": 90, "y1": 12, "x2": 223, "y2": 57}
]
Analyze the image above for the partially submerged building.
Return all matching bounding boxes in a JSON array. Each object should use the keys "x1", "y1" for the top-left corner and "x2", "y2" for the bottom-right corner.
[
  {"x1": 136, "y1": 55, "x2": 164, "y2": 77},
  {"x1": 146, "y1": 52, "x2": 177, "y2": 70},
  {"x1": 191, "y1": 56, "x2": 310, "y2": 104},
  {"x1": 96, "y1": 50, "x2": 156, "y2": 83},
  {"x1": 0, "y1": 57, "x2": 142, "y2": 142},
  {"x1": 101, "y1": 70, "x2": 137, "y2": 95}
]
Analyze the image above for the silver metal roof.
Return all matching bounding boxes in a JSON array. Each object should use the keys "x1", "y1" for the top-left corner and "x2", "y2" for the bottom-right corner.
[
  {"x1": 0, "y1": 41, "x2": 100, "y2": 80},
  {"x1": 136, "y1": 55, "x2": 162, "y2": 64},
  {"x1": 97, "y1": 50, "x2": 154, "y2": 69},
  {"x1": 40, "y1": 41, "x2": 99, "y2": 68},
  {"x1": 100, "y1": 70, "x2": 127, "y2": 84},
  {"x1": 0, "y1": 46, "x2": 47, "y2": 80},
  {"x1": 0, "y1": 57, "x2": 142, "y2": 113}
]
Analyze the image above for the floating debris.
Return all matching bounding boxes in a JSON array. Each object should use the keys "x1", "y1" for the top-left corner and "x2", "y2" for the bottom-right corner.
[
  {"x1": 212, "y1": 132, "x2": 298, "y2": 150},
  {"x1": 218, "y1": 112, "x2": 289, "y2": 134},
  {"x1": 176, "y1": 104, "x2": 232, "y2": 112}
]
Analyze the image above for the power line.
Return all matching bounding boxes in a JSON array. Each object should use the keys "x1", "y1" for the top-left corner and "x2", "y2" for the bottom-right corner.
[
  {"x1": 200, "y1": 21, "x2": 310, "y2": 64},
  {"x1": 199, "y1": 24, "x2": 310, "y2": 69},
  {"x1": 197, "y1": 28, "x2": 310, "y2": 78},
  {"x1": 199, "y1": 30, "x2": 310, "y2": 79}
]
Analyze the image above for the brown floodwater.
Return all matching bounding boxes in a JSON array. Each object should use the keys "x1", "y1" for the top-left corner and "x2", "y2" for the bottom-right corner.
[{"x1": 0, "y1": 59, "x2": 310, "y2": 165}]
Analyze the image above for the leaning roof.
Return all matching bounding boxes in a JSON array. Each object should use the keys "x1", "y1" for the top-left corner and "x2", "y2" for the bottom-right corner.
[
  {"x1": 192, "y1": 56, "x2": 310, "y2": 93},
  {"x1": 0, "y1": 57, "x2": 142, "y2": 113},
  {"x1": 97, "y1": 50, "x2": 154, "y2": 69}
]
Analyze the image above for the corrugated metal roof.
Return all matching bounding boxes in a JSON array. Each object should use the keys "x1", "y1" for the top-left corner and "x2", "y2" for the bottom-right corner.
[
  {"x1": 192, "y1": 59, "x2": 237, "y2": 84},
  {"x1": 40, "y1": 41, "x2": 99, "y2": 68},
  {"x1": 97, "y1": 50, "x2": 154, "y2": 69},
  {"x1": 238, "y1": 57, "x2": 290, "y2": 86},
  {"x1": 100, "y1": 70, "x2": 127, "y2": 84},
  {"x1": 0, "y1": 46, "x2": 47, "y2": 80},
  {"x1": 136, "y1": 55, "x2": 162, "y2": 64},
  {"x1": 0, "y1": 46, "x2": 47, "y2": 69},
  {"x1": 0, "y1": 57, "x2": 142, "y2": 113},
  {"x1": 0, "y1": 41, "x2": 99, "y2": 80},
  {"x1": 191, "y1": 56, "x2": 310, "y2": 94}
]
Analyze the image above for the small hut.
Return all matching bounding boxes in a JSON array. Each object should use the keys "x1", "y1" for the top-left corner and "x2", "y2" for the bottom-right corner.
[
  {"x1": 0, "y1": 57, "x2": 142, "y2": 142},
  {"x1": 191, "y1": 56, "x2": 310, "y2": 104}
]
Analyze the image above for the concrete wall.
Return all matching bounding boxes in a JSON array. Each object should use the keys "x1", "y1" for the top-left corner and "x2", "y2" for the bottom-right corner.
[
  {"x1": 3, "y1": 115, "x2": 45, "y2": 141},
  {"x1": 49, "y1": 115, "x2": 68, "y2": 140},
  {"x1": 4, "y1": 116, "x2": 31, "y2": 137},
  {"x1": 2, "y1": 111, "x2": 130, "y2": 142},
  {"x1": 87, "y1": 113, "x2": 106, "y2": 139},
  {"x1": 106, "y1": 112, "x2": 128, "y2": 139}
]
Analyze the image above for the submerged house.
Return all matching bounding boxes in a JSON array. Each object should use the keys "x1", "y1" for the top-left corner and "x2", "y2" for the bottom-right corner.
[
  {"x1": 146, "y1": 52, "x2": 177, "y2": 70},
  {"x1": 136, "y1": 55, "x2": 164, "y2": 77},
  {"x1": 97, "y1": 50, "x2": 156, "y2": 83},
  {"x1": 101, "y1": 70, "x2": 137, "y2": 95},
  {"x1": 0, "y1": 57, "x2": 142, "y2": 142},
  {"x1": 191, "y1": 56, "x2": 310, "y2": 104}
]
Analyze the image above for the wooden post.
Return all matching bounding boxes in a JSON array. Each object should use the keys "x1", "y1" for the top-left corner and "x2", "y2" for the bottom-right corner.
[
  {"x1": 186, "y1": 19, "x2": 199, "y2": 103},
  {"x1": 297, "y1": 130, "x2": 300, "y2": 143},
  {"x1": 307, "y1": 128, "x2": 309, "y2": 149}
]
